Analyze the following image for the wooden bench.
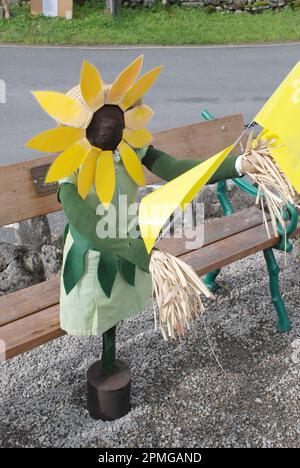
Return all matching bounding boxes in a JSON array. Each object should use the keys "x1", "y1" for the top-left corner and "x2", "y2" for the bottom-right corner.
[{"x1": 0, "y1": 113, "x2": 299, "y2": 361}]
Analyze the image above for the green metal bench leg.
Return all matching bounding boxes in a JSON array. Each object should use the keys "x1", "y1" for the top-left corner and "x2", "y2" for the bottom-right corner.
[
  {"x1": 263, "y1": 248, "x2": 292, "y2": 333},
  {"x1": 102, "y1": 325, "x2": 117, "y2": 373},
  {"x1": 204, "y1": 269, "x2": 221, "y2": 292}
]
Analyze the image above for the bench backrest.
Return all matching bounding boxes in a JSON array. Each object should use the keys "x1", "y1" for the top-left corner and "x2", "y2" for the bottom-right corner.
[{"x1": 0, "y1": 114, "x2": 245, "y2": 228}]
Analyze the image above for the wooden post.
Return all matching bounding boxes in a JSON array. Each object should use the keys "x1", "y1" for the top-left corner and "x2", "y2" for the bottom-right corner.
[
  {"x1": 1, "y1": 0, "x2": 10, "y2": 19},
  {"x1": 107, "y1": 0, "x2": 121, "y2": 16}
]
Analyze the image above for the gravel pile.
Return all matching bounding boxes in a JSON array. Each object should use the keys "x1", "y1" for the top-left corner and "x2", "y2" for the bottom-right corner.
[{"x1": 1, "y1": 247, "x2": 299, "y2": 448}]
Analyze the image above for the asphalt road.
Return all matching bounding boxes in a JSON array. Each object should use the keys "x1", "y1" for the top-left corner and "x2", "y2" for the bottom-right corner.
[{"x1": 1, "y1": 43, "x2": 300, "y2": 165}]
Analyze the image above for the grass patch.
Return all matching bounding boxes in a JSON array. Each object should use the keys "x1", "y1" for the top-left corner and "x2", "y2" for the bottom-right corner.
[{"x1": 1, "y1": 2, "x2": 300, "y2": 45}]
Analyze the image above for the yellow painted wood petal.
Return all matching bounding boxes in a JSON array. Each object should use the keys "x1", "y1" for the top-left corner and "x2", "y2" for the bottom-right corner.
[
  {"x1": 120, "y1": 65, "x2": 163, "y2": 111},
  {"x1": 118, "y1": 140, "x2": 145, "y2": 186},
  {"x1": 25, "y1": 127, "x2": 85, "y2": 153},
  {"x1": 124, "y1": 105, "x2": 154, "y2": 131},
  {"x1": 95, "y1": 151, "x2": 116, "y2": 207},
  {"x1": 106, "y1": 55, "x2": 143, "y2": 104},
  {"x1": 45, "y1": 139, "x2": 91, "y2": 183},
  {"x1": 32, "y1": 91, "x2": 92, "y2": 128},
  {"x1": 77, "y1": 147, "x2": 100, "y2": 199},
  {"x1": 80, "y1": 61, "x2": 104, "y2": 112},
  {"x1": 123, "y1": 128, "x2": 153, "y2": 148}
]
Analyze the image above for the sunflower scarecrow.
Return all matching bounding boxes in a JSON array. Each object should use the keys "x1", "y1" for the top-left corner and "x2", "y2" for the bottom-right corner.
[{"x1": 26, "y1": 56, "x2": 254, "y2": 420}]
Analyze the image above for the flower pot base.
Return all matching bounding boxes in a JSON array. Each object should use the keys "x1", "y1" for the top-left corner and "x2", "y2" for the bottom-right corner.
[{"x1": 86, "y1": 360, "x2": 132, "y2": 421}]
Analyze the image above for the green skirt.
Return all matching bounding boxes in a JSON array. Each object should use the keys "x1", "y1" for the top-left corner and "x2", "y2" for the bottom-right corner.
[{"x1": 60, "y1": 231, "x2": 153, "y2": 336}]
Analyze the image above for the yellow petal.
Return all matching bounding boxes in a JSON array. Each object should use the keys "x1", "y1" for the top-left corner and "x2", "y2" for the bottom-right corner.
[
  {"x1": 32, "y1": 91, "x2": 92, "y2": 128},
  {"x1": 118, "y1": 140, "x2": 145, "y2": 186},
  {"x1": 45, "y1": 139, "x2": 91, "y2": 183},
  {"x1": 139, "y1": 145, "x2": 234, "y2": 253},
  {"x1": 80, "y1": 60, "x2": 104, "y2": 112},
  {"x1": 123, "y1": 128, "x2": 153, "y2": 148},
  {"x1": 106, "y1": 55, "x2": 143, "y2": 104},
  {"x1": 120, "y1": 65, "x2": 163, "y2": 111},
  {"x1": 95, "y1": 151, "x2": 116, "y2": 207},
  {"x1": 25, "y1": 127, "x2": 85, "y2": 153},
  {"x1": 77, "y1": 147, "x2": 100, "y2": 199},
  {"x1": 124, "y1": 105, "x2": 154, "y2": 131}
]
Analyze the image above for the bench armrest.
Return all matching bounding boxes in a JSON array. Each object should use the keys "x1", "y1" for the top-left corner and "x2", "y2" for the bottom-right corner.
[
  {"x1": 202, "y1": 109, "x2": 253, "y2": 216},
  {"x1": 232, "y1": 177, "x2": 259, "y2": 197},
  {"x1": 275, "y1": 203, "x2": 299, "y2": 252},
  {"x1": 202, "y1": 108, "x2": 259, "y2": 200}
]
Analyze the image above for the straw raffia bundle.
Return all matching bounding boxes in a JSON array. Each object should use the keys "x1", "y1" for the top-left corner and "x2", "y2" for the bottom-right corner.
[
  {"x1": 149, "y1": 250, "x2": 213, "y2": 340},
  {"x1": 242, "y1": 133, "x2": 298, "y2": 239}
]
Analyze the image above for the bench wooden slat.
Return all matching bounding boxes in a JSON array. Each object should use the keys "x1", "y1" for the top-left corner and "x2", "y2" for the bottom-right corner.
[
  {"x1": 0, "y1": 277, "x2": 60, "y2": 327},
  {"x1": 0, "y1": 304, "x2": 64, "y2": 361},
  {"x1": 179, "y1": 225, "x2": 300, "y2": 276},
  {"x1": 0, "y1": 154, "x2": 60, "y2": 227},
  {"x1": 1, "y1": 223, "x2": 298, "y2": 361},
  {"x1": 157, "y1": 206, "x2": 268, "y2": 257},
  {"x1": 0, "y1": 114, "x2": 245, "y2": 227}
]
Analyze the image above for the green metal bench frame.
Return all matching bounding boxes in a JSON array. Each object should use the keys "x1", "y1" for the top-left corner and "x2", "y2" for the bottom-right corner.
[{"x1": 202, "y1": 110, "x2": 299, "y2": 333}]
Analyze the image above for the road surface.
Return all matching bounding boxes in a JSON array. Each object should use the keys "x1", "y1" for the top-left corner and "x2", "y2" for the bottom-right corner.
[{"x1": 1, "y1": 43, "x2": 300, "y2": 165}]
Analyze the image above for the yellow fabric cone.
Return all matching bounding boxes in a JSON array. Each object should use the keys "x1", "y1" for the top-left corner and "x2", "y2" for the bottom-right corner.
[
  {"x1": 258, "y1": 129, "x2": 300, "y2": 193},
  {"x1": 139, "y1": 144, "x2": 234, "y2": 253},
  {"x1": 254, "y1": 61, "x2": 300, "y2": 190}
]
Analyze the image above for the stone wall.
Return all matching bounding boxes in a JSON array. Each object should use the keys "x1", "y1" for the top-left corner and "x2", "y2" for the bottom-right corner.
[
  {"x1": 123, "y1": 0, "x2": 288, "y2": 11},
  {"x1": 0, "y1": 216, "x2": 63, "y2": 296},
  {"x1": 180, "y1": 0, "x2": 287, "y2": 12}
]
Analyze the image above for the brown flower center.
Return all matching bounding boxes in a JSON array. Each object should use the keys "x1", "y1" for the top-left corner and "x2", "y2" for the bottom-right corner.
[{"x1": 86, "y1": 104, "x2": 125, "y2": 151}]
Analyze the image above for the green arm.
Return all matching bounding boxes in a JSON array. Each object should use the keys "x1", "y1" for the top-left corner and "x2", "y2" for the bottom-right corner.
[
  {"x1": 142, "y1": 145, "x2": 240, "y2": 184},
  {"x1": 58, "y1": 183, "x2": 150, "y2": 272}
]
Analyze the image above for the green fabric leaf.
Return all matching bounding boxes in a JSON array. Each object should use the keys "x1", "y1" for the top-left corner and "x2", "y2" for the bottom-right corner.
[
  {"x1": 63, "y1": 243, "x2": 87, "y2": 295},
  {"x1": 63, "y1": 223, "x2": 69, "y2": 246},
  {"x1": 98, "y1": 251, "x2": 118, "y2": 298},
  {"x1": 59, "y1": 183, "x2": 150, "y2": 272},
  {"x1": 119, "y1": 258, "x2": 136, "y2": 287},
  {"x1": 69, "y1": 224, "x2": 95, "y2": 251}
]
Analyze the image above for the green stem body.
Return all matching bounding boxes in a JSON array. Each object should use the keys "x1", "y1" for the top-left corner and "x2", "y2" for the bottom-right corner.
[{"x1": 102, "y1": 325, "x2": 117, "y2": 373}]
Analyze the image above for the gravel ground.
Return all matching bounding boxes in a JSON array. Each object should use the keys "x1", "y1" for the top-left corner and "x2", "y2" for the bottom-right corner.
[{"x1": 0, "y1": 247, "x2": 300, "y2": 448}]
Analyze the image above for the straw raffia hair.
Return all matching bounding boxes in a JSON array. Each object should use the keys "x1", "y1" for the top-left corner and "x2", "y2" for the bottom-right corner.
[
  {"x1": 67, "y1": 83, "x2": 143, "y2": 109},
  {"x1": 150, "y1": 250, "x2": 213, "y2": 340},
  {"x1": 58, "y1": 84, "x2": 143, "y2": 130},
  {"x1": 242, "y1": 132, "x2": 298, "y2": 239}
]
